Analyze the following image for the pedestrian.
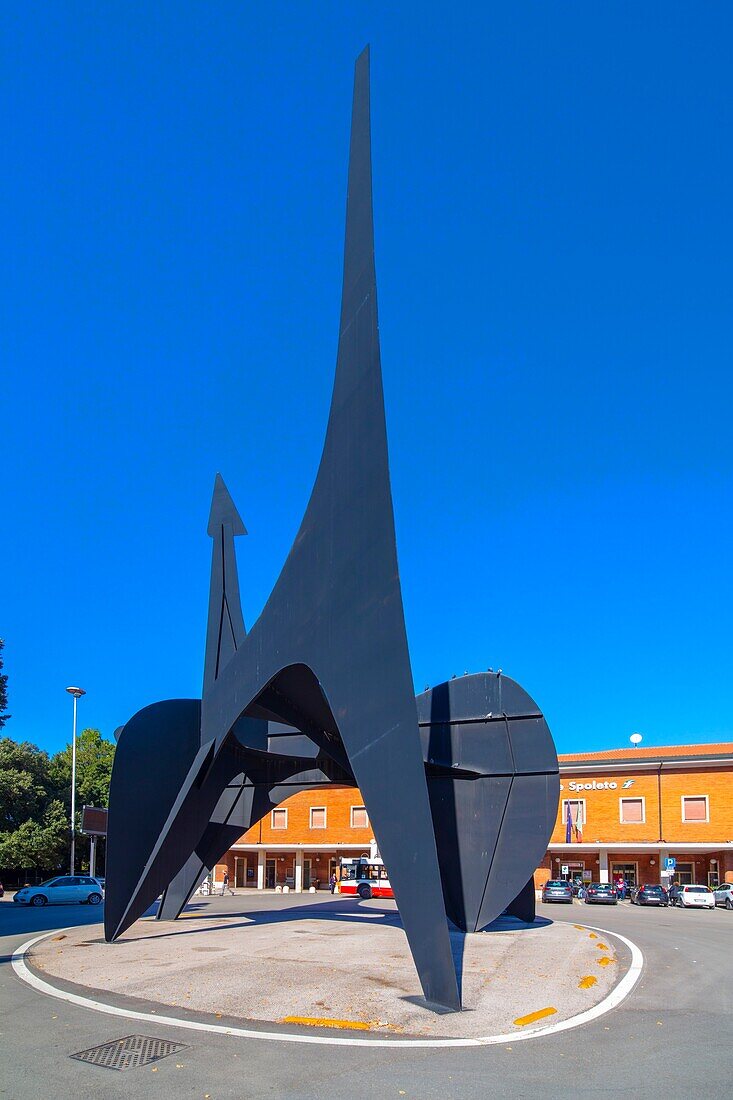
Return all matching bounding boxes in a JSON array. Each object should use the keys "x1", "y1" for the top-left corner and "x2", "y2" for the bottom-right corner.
[
  {"x1": 618, "y1": 880, "x2": 626, "y2": 901},
  {"x1": 329, "y1": 872, "x2": 337, "y2": 894},
  {"x1": 220, "y1": 871, "x2": 230, "y2": 896}
]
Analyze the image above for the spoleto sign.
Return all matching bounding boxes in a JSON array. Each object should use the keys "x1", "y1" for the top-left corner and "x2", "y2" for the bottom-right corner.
[{"x1": 560, "y1": 779, "x2": 635, "y2": 792}]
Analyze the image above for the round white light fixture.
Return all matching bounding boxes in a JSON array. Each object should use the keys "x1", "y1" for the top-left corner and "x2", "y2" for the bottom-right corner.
[{"x1": 630, "y1": 733, "x2": 643, "y2": 747}]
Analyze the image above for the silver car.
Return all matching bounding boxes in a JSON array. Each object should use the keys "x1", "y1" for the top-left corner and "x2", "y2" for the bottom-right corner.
[
  {"x1": 713, "y1": 884, "x2": 733, "y2": 910},
  {"x1": 13, "y1": 875, "x2": 104, "y2": 907}
]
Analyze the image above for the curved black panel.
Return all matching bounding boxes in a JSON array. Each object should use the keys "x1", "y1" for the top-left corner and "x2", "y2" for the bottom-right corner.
[
  {"x1": 417, "y1": 673, "x2": 559, "y2": 932},
  {"x1": 104, "y1": 699, "x2": 202, "y2": 939}
]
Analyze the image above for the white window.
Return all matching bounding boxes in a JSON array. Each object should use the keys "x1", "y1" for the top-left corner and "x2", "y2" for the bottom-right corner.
[
  {"x1": 619, "y1": 797, "x2": 645, "y2": 824},
  {"x1": 561, "y1": 799, "x2": 586, "y2": 827},
  {"x1": 681, "y1": 795, "x2": 709, "y2": 823},
  {"x1": 351, "y1": 805, "x2": 368, "y2": 828},
  {"x1": 310, "y1": 806, "x2": 327, "y2": 829},
  {"x1": 271, "y1": 808, "x2": 288, "y2": 830}
]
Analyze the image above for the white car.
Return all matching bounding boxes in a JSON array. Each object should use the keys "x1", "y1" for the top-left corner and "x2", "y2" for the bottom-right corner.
[
  {"x1": 13, "y1": 875, "x2": 104, "y2": 907},
  {"x1": 713, "y1": 884, "x2": 733, "y2": 910},
  {"x1": 676, "y1": 884, "x2": 715, "y2": 909}
]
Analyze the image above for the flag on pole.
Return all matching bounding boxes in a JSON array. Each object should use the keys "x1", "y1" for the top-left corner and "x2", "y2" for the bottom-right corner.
[
  {"x1": 565, "y1": 800, "x2": 572, "y2": 843},
  {"x1": 574, "y1": 801, "x2": 583, "y2": 843}
]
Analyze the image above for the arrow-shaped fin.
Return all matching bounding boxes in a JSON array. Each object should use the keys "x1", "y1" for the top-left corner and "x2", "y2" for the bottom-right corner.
[
  {"x1": 208, "y1": 473, "x2": 247, "y2": 536},
  {"x1": 204, "y1": 473, "x2": 247, "y2": 691}
]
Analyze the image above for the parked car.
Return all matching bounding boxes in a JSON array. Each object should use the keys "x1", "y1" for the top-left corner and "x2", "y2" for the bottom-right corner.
[
  {"x1": 713, "y1": 884, "x2": 733, "y2": 910},
  {"x1": 674, "y1": 884, "x2": 715, "y2": 910},
  {"x1": 13, "y1": 876, "x2": 104, "y2": 907},
  {"x1": 632, "y1": 884, "x2": 669, "y2": 907},
  {"x1": 542, "y1": 880, "x2": 573, "y2": 903},
  {"x1": 584, "y1": 883, "x2": 618, "y2": 905}
]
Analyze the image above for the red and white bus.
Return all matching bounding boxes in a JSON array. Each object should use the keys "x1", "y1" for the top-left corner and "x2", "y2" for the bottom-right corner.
[{"x1": 338, "y1": 857, "x2": 393, "y2": 900}]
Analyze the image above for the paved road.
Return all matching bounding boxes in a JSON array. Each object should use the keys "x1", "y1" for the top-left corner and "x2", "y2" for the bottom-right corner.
[{"x1": 1, "y1": 893, "x2": 731, "y2": 1099}]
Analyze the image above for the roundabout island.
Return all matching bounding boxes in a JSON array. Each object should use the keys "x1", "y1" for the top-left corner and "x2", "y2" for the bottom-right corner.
[{"x1": 18, "y1": 894, "x2": 641, "y2": 1045}]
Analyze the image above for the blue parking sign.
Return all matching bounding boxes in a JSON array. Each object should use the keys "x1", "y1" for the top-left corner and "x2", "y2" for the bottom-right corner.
[{"x1": 665, "y1": 857, "x2": 676, "y2": 870}]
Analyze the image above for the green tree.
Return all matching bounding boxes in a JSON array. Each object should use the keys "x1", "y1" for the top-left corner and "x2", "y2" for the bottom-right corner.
[
  {"x1": 0, "y1": 638, "x2": 10, "y2": 728},
  {"x1": 0, "y1": 738, "x2": 52, "y2": 832},
  {"x1": 0, "y1": 730, "x2": 115, "y2": 881},
  {"x1": 0, "y1": 738, "x2": 68, "y2": 879},
  {"x1": 0, "y1": 799, "x2": 67, "y2": 871},
  {"x1": 48, "y1": 728, "x2": 115, "y2": 875},
  {"x1": 49, "y1": 728, "x2": 116, "y2": 810}
]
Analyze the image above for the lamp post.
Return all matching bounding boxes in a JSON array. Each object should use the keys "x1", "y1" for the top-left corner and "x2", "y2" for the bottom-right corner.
[{"x1": 66, "y1": 686, "x2": 86, "y2": 875}]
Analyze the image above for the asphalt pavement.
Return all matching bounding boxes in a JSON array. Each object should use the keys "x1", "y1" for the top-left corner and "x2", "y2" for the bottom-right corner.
[{"x1": 1, "y1": 891, "x2": 731, "y2": 1099}]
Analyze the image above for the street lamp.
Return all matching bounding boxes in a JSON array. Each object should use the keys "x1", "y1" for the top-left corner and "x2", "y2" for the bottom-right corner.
[{"x1": 66, "y1": 686, "x2": 86, "y2": 875}]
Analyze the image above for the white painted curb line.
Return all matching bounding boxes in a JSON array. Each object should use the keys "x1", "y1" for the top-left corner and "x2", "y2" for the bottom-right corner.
[{"x1": 12, "y1": 922, "x2": 643, "y2": 1048}]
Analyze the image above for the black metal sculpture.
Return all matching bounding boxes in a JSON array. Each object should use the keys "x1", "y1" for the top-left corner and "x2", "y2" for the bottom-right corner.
[{"x1": 104, "y1": 47, "x2": 559, "y2": 1012}]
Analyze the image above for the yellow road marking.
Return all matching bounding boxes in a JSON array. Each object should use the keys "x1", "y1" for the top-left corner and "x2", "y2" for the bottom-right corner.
[
  {"x1": 588, "y1": 932, "x2": 597, "y2": 938},
  {"x1": 597, "y1": 956, "x2": 614, "y2": 967},
  {"x1": 573, "y1": 924, "x2": 585, "y2": 930},
  {"x1": 281, "y1": 1016, "x2": 372, "y2": 1031},
  {"x1": 595, "y1": 942, "x2": 609, "y2": 950},
  {"x1": 578, "y1": 975, "x2": 597, "y2": 989},
  {"x1": 513, "y1": 1007, "x2": 557, "y2": 1027}
]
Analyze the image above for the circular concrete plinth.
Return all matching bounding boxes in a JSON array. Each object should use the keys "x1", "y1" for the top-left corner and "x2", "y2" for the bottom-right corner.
[{"x1": 22, "y1": 900, "x2": 639, "y2": 1043}]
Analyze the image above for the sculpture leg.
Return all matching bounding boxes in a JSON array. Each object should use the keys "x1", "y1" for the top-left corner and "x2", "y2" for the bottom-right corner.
[
  {"x1": 157, "y1": 781, "x2": 254, "y2": 920},
  {"x1": 475, "y1": 774, "x2": 557, "y2": 932},
  {"x1": 505, "y1": 876, "x2": 536, "y2": 923},
  {"x1": 336, "y1": 710, "x2": 460, "y2": 1011},
  {"x1": 157, "y1": 822, "x2": 245, "y2": 920},
  {"x1": 105, "y1": 727, "x2": 241, "y2": 942}
]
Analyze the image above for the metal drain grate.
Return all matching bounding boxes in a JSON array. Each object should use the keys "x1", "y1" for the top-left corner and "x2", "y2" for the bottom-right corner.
[{"x1": 70, "y1": 1035, "x2": 186, "y2": 1071}]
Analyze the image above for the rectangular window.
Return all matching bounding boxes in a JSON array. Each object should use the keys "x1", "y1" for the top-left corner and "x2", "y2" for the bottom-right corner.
[
  {"x1": 560, "y1": 799, "x2": 586, "y2": 825},
  {"x1": 271, "y1": 808, "x2": 288, "y2": 830},
  {"x1": 681, "y1": 796, "x2": 709, "y2": 823},
  {"x1": 619, "y1": 797, "x2": 645, "y2": 824},
  {"x1": 351, "y1": 805, "x2": 368, "y2": 828},
  {"x1": 310, "y1": 806, "x2": 326, "y2": 829}
]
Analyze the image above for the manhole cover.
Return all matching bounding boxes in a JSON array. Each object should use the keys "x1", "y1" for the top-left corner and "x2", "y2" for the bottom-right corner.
[{"x1": 70, "y1": 1035, "x2": 186, "y2": 1071}]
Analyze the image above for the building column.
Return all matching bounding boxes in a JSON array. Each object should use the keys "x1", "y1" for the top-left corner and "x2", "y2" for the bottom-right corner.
[
  {"x1": 720, "y1": 850, "x2": 733, "y2": 884},
  {"x1": 295, "y1": 849, "x2": 304, "y2": 893},
  {"x1": 257, "y1": 849, "x2": 265, "y2": 890},
  {"x1": 658, "y1": 848, "x2": 670, "y2": 886},
  {"x1": 598, "y1": 849, "x2": 609, "y2": 884}
]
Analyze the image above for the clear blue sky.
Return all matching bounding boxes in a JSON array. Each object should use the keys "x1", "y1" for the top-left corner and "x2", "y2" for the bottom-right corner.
[{"x1": 3, "y1": 4, "x2": 731, "y2": 756}]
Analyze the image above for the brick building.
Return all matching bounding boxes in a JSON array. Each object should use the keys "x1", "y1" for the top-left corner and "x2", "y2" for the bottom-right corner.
[{"x1": 213, "y1": 741, "x2": 733, "y2": 892}]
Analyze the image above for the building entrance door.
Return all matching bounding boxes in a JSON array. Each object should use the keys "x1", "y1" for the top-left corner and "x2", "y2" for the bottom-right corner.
[
  {"x1": 266, "y1": 859, "x2": 276, "y2": 889},
  {"x1": 234, "y1": 857, "x2": 247, "y2": 889},
  {"x1": 611, "y1": 862, "x2": 638, "y2": 889},
  {"x1": 561, "y1": 861, "x2": 585, "y2": 885},
  {"x1": 675, "y1": 862, "x2": 693, "y2": 884},
  {"x1": 303, "y1": 859, "x2": 312, "y2": 890}
]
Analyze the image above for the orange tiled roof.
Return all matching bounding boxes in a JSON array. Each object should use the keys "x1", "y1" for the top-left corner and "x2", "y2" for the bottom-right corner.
[{"x1": 559, "y1": 742, "x2": 733, "y2": 762}]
